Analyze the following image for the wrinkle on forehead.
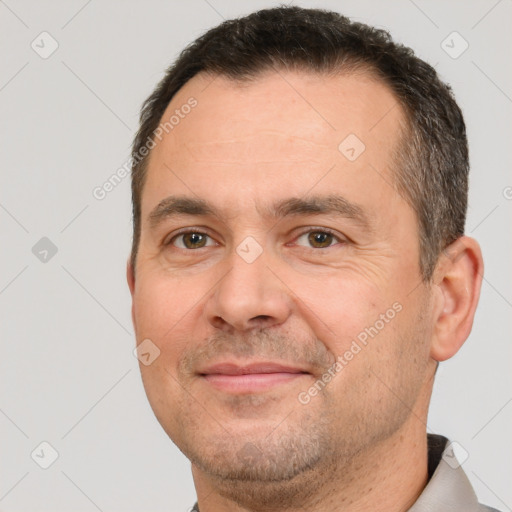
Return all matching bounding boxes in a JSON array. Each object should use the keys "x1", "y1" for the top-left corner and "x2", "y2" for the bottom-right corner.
[{"x1": 178, "y1": 131, "x2": 335, "y2": 165}]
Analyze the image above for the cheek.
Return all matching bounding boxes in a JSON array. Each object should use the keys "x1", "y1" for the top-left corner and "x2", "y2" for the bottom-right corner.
[
  {"x1": 324, "y1": 298, "x2": 430, "y2": 411},
  {"x1": 296, "y1": 272, "x2": 390, "y2": 354},
  {"x1": 133, "y1": 272, "x2": 204, "y2": 357}
]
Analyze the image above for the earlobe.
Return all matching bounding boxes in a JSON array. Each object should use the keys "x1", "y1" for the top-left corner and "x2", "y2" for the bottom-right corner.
[{"x1": 430, "y1": 236, "x2": 484, "y2": 362}]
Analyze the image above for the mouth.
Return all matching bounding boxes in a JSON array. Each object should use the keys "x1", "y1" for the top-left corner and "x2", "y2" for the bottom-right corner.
[{"x1": 197, "y1": 361, "x2": 310, "y2": 394}]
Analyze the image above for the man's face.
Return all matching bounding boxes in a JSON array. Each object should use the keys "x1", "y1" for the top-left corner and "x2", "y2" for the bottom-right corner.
[{"x1": 129, "y1": 70, "x2": 436, "y2": 490}]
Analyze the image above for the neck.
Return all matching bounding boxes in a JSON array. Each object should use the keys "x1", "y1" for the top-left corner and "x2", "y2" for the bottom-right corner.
[{"x1": 191, "y1": 415, "x2": 429, "y2": 512}]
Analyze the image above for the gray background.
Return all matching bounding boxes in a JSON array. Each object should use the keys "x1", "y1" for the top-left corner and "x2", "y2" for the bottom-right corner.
[{"x1": 1, "y1": 0, "x2": 510, "y2": 510}]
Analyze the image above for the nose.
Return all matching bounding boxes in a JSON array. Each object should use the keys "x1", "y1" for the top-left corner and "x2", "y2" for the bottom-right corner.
[{"x1": 205, "y1": 245, "x2": 293, "y2": 333}]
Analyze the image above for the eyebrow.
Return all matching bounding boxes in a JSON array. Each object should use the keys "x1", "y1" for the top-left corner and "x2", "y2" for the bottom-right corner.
[{"x1": 148, "y1": 194, "x2": 372, "y2": 230}]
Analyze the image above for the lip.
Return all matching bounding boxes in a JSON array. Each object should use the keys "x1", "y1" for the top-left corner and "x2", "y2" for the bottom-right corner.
[
  {"x1": 198, "y1": 361, "x2": 309, "y2": 394},
  {"x1": 199, "y1": 362, "x2": 308, "y2": 375}
]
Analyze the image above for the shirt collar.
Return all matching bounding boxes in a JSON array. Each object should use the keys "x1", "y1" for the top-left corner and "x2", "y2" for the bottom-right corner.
[{"x1": 408, "y1": 434, "x2": 482, "y2": 512}]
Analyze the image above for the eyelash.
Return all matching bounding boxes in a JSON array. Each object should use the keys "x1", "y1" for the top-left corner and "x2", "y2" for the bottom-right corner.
[{"x1": 165, "y1": 227, "x2": 345, "y2": 250}]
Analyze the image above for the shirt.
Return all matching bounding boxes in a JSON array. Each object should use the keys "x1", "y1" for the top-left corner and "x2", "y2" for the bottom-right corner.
[{"x1": 191, "y1": 434, "x2": 500, "y2": 511}]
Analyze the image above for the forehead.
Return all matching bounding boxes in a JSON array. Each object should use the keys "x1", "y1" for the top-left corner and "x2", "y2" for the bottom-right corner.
[
  {"x1": 156, "y1": 69, "x2": 401, "y2": 159},
  {"x1": 143, "y1": 69, "x2": 406, "y2": 217}
]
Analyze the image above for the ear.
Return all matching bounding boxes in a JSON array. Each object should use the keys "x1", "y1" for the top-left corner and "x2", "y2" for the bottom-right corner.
[
  {"x1": 126, "y1": 258, "x2": 137, "y2": 330},
  {"x1": 127, "y1": 258, "x2": 136, "y2": 295},
  {"x1": 430, "y1": 236, "x2": 484, "y2": 362}
]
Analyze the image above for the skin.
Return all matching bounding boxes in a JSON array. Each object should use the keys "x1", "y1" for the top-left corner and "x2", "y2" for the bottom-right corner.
[{"x1": 127, "y1": 70, "x2": 483, "y2": 512}]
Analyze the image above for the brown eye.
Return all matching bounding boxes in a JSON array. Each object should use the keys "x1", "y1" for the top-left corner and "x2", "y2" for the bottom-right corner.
[
  {"x1": 172, "y1": 232, "x2": 213, "y2": 249},
  {"x1": 308, "y1": 231, "x2": 334, "y2": 248},
  {"x1": 295, "y1": 230, "x2": 340, "y2": 249}
]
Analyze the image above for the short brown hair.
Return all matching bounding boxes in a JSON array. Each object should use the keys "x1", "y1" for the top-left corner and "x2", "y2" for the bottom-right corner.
[{"x1": 130, "y1": 6, "x2": 468, "y2": 280}]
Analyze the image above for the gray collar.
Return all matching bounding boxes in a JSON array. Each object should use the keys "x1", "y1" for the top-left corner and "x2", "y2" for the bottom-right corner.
[{"x1": 408, "y1": 435, "x2": 487, "y2": 512}]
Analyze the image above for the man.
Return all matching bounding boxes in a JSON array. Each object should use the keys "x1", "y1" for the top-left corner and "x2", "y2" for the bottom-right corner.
[{"x1": 127, "y1": 6, "x2": 498, "y2": 511}]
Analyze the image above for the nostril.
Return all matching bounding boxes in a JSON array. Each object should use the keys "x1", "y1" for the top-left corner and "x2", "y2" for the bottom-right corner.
[
  {"x1": 211, "y1": 316, "x2": 230, "y2": 331},
  {"x1": 252, "y1": 315, "x2": 272, "y2": 322},
  {"x1": 248, "y1": 315, "x2": 275, "y2": 329}
]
